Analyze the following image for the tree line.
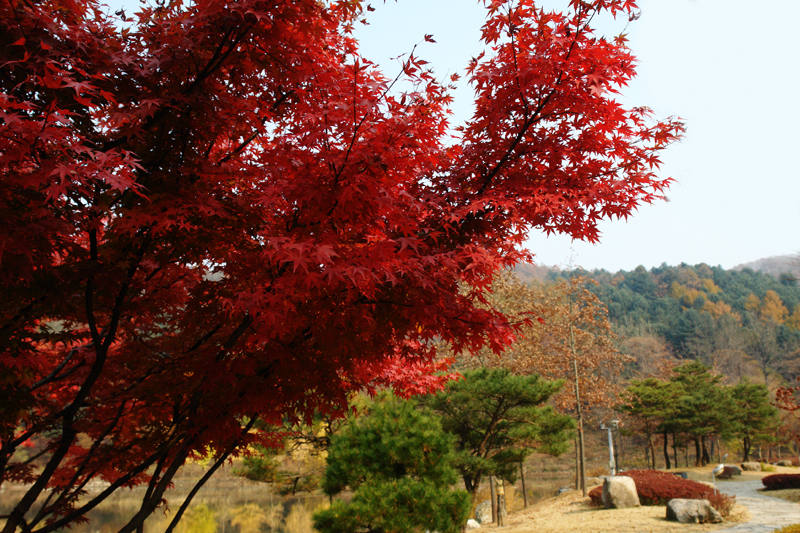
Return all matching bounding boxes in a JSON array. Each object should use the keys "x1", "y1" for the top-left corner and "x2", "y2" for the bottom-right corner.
[
  {"x1": 532, "y1": 262, "x2": 800, "y2": 387},
  {"x1": 621, "y1": 361, "x2": 780, "y2": 469},
  {"x1": 236, "y1": 368, "x2": 575, "y2": 532}
]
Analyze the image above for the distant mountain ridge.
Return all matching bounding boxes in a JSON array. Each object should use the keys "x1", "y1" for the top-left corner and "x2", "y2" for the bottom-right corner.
[
  {"x1": 732, "y1": 254, "x2": 800, "y2": 278},
  {"x1": 512, "y1": 254, "x2": 800, "y2": 281}
]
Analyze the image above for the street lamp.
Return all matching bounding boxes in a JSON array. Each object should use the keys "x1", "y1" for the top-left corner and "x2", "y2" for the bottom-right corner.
[
  {"x1": 711, "y1": 454, "x2": 728, "y2": 495},
  {"x1": 600, "y1": 419, "x2": 619, "y2": 475}
]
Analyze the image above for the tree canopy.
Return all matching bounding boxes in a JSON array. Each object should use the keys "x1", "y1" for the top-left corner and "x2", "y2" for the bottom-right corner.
[
  {"x1": 424, "y1": 368, "x2": 574, "y2": 495},
  {"x1": 0, "y1": 0, "x2": 681, "y2": 530},
  {"x1": 314, "y1": 396, "x2": 470, "y2": 533}
]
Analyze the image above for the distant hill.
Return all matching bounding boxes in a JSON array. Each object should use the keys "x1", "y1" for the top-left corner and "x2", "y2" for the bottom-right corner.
[
  {"x1": 732, "y1": 254, "x2": 800, "y2": 278},
  {"x1": 512, "y1": 262, "x2": 553, "y2": 284}
]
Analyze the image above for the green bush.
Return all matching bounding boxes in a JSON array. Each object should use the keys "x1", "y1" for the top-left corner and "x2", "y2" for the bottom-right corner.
[
  {"x1": 313, "y1": 396, "x2": 470, "y2": 533},
  {"x1": 588, "y1": 470, "x2": 735, "y2": 516},
  {"x1": 763, "y1": 463, "x2": 777, "y2": 472}
]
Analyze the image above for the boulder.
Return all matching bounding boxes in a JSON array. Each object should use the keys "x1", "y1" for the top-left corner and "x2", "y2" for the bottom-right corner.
[
  {"x1": 777, "y1": 460, "x2": 794, "y2": 467},
  {"x1": 725, "y1": 465, "x2": 743, "y2": 476},
  {"x1": 741, "y1": 462, "x2": 761, "y2": 471},
  {"x1": 666, "y1": 499, "x2": 723, "y2": 524},
  {"x1": 465, "y1": 519, "x2": 481, "y2": 530},
  {"x1": 475, "y1": 501, "x2": 492, "y2": 525},
  {"x1": 601, "y1": 476, "x2": 640, "y2": 509}
]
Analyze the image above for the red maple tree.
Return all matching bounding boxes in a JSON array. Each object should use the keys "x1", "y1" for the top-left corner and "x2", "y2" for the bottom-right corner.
[{"x1": 0, "y1": 0, "x2": 683, "y2": 530}]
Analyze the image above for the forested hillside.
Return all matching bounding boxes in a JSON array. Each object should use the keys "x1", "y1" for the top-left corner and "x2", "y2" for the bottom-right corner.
[{"x1": 522, "y1": 261, "x2": 800, "y2": 387}]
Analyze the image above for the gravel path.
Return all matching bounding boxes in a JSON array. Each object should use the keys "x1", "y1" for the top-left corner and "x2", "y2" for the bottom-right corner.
[{"x1": 715, "y1": 480, "x2": 800, "y2": 533}]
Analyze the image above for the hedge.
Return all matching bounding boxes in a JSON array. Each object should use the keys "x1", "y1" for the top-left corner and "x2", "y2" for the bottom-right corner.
[
  {"x1": 762, "y1": 474, "x2": 800, "y2": 490},
  {"x1": 588, "y1": 469, "x2": 735, "y2": 516}
]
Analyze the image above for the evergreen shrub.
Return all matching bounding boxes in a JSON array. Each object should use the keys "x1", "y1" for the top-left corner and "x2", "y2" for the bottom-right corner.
[
  {"x1": 762, "y1": 474, "x2": 800, "y2": 490},
  {"x1": 588, "y1": 469, "x2": 735, "y2": 516},
  {"x1": 313, "y1": 396, "x2": 470, "y2": 533}
]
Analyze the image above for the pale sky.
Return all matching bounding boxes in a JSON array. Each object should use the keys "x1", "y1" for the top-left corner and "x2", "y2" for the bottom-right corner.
[{"x1": 354, "y1": 0, "x2": 800, "y2": 272}]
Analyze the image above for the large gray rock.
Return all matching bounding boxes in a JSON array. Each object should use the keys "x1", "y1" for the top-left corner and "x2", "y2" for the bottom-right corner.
[
  {"x1": 465, "y1": 519, "x2": 481, "y2": 530},
  {"x1": 741, "y1": 462, "x2": 761, "y2": 471},
  {"x1": 777, "y1": 460, "x2": 794, "y2": 467},
  {"x1": 666, "y1": 499, "x2": 723, "y2": 524},
  {"x1": 601, "y1": 476, "x2": 640, "y2": 509},
  {"x1": 475, "y1": 501, "x2": 492, "y2": 525}
]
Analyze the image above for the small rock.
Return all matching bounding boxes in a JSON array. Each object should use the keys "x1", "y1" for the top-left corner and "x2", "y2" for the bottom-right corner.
[
  {"x1": 466, "y1": 519, "x2": 481, "y2": 530},
  {"x1": 741, "y1": 462, "x2": 761, "y2": 471},
  {"x1": 777, "y1": 460, "x2": 794, "y2": 467},
  {"x1": 666, "y1": 499, "x2": 722, "y2": 524},
  {"x1": 601, "y1": 476, "x2": 640, "y2": 509}
]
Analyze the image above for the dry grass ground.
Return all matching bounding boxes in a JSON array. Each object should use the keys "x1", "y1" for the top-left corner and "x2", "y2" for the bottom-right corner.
[{"x1": 482, "y1": 465, "x2": 800, "y2": 533}]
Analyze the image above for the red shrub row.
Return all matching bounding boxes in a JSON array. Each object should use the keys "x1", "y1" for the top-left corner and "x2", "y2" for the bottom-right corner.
[
  {"x1": 762, "y1": 474, "x2": 800, "y2": 490},
  {"x1": 588, "y1": 470, "x2": 735, "y2": 516}
]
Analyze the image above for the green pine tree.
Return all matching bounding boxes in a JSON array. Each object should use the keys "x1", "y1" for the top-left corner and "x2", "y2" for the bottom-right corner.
[
  {"x1": 619, "y1": 378, "x2": 685, "y2": 469},
  {"x1": 669, "y1": 361, "x2": 733, "y2": 466},
  {"x1": 730, "y1": 379, "x2": 781, "y2": 461},
  {"x1": 424, "y1": 368, "x2": 574, "y2": 496},
  {"x1": 313, "y1": 395, "x2": 470, "y2": 533}
]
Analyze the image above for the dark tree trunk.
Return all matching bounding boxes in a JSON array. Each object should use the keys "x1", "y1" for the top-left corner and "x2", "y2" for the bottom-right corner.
[
  {"x1": 490, "y1": 476, "x2": 497, "y2": 524},
  {"x1": 663, "y1": 429, "x2": 671, "y2": 470},
  {"x1": 701, "y1": 436, "x2": 710, "y2": 466},
  {"x1": 743, "y1": 436, "x2": 751, "y2": 462},
  {"x1": 520, "y1": 463, "x2": 528, "y2": 508},
  {"x1": 672, "y1": 433, "x2": 679, "y2": 469},
  {"x1": 694, "y1": 437, "x2": 702, "y2": 467}
]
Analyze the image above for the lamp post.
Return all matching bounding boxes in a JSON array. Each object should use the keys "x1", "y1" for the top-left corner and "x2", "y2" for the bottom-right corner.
[
  {"x1": 601, "y1": 420, "x2": 619, "y2": 475},
  {"x1": 711, "y1": 454, "x2": 728, "y2": 496}
]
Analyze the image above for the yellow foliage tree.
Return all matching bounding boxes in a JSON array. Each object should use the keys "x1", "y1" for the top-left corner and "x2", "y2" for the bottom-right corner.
[
  {"x1": 786, "y1": 306, "x2": 800, "y2": 331},
  {"x1": 702, "y1": 278, "x2": 721, "y2": 294},
  {"x1": 760, "y1": 290, "x2": 788, "y2": 324},
  {"x1": 702, "y1": 299, "x2": 733, "y2": 319},
  {"x1": 745, "y1": 293, "x2": 761, "y2": 313}
]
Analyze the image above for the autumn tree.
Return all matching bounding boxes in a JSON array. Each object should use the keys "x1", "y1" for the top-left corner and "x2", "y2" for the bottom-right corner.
[
  {"x1": 460, "y1": 273, "x2": 631, "y2": 494},
  {"x1": 0, "y1": 0, "x2": 681, "y2": 530},
  {"x1": 618, "y1": 333, "x2": 677, "y2": 380},
  {"x1": 501, "y1": 276, "x2": 630, "y2": 494}
]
